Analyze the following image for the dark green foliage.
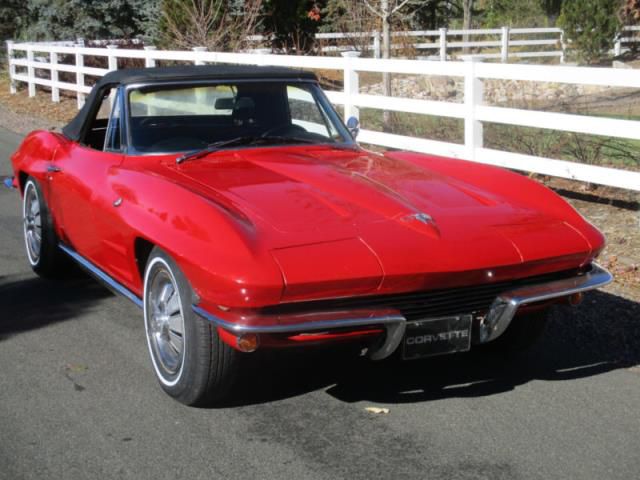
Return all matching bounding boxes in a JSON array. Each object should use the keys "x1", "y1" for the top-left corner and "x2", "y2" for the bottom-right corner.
[
  {"x1": 261, "y1": 0, "x2": 326, "y2": 53},
  {"x1": 481, "y1": 0, "x2": 549, "y2": 27},
  {"x1": 13, "y1": 0, "x2": 160, "y2": 42},
  {"x1": 558, "y1": 0, "x2": 622, "y2": 63},
  {"x1": 409, "y1": 1, "x2": 463, "y2": 30},
  {"x1": 0, "y1": 0, "x2": 28, "y2": 42},
  {"x1": 540, "y1": 0, "x2": 564, "y2": 17}
]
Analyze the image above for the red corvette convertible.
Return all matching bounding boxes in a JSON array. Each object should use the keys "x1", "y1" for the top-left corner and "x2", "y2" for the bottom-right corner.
[{"x1": 7, "y1": 65, "x2": 612, "y2": 405}]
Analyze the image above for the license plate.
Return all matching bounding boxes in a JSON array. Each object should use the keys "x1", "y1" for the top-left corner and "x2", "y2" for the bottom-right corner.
[{"x1": 402, "y1": 315, "x2": 472, "y2": 360}]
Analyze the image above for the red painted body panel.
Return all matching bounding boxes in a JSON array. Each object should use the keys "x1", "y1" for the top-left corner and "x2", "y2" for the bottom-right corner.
[
  {"x1": 50, "y1": 143, "x2": 134, "y2": 283},
  {"x1": 10, "y1": 131, "x2": 605, "y2": 322}
]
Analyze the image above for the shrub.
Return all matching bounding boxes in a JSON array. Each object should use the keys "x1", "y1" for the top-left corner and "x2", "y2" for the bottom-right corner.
[{"x1": 558, "y1": 0, "x2": 622, "y2": 64}]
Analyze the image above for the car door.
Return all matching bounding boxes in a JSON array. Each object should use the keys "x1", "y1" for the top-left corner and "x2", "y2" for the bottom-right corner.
[{"x1": 50, "y1": 88, "x2": 127, "y2": 277}]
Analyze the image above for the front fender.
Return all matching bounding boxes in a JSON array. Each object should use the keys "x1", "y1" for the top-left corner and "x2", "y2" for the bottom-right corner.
[
  {"x1": 386, "y1": 151, "x2": 606, "y2": 260},
  {"x1": 10, "y1": 130, "x2": 63, "y2": 195},
  {"x1": 110, "y1": 167, "x2": 284, "y2": 309}
]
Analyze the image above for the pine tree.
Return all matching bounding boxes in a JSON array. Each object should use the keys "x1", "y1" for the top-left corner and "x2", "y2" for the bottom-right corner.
[
  {"x1": 558, "y1": 0, "x2": 622, "y2": 63},
  {"x1": 0, "y1": 0, "x2": 28, "y2": 42},
  {"x1": 17, "y1": 0, "x2": 160, "y2": 42}
]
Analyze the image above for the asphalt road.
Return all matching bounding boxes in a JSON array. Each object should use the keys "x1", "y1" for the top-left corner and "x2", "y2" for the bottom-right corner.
[{"x1": 1, "y1": 126, "x2": 640, "y2": 480}]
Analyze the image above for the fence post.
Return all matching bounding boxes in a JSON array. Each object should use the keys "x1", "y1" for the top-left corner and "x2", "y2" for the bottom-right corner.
[
  {"x1": 50, "y1": 51, "x2": 60, "y2": 102},
  {"x1": 560, "y1": 31, "x2": 566, "y2": 64},
  {"x1": 26, "y1": 45, "x2": 36, "y2": 97},
  {"x1": 144, "y1": 46, "x2": 157, "y2": 67},
  {"x1": 106, "y1": 45, "x2": 118, "y2": 71},
  {"x1": 75, "y1": 44, "x2": 85, "y2": 109},
  {"x1": 6, "y1": 41, "x2": 16, "y2": 94},
  {"x1": 373, "y1": 31, "x2": 381, "y2": 59},
  {"x1": 193, "y1": 46, "x2": 206, "y2": 65},
  {"x1": 439, "y1": 28, "x2": 448, "y2": 61},
  {"x1": 341, "y1": 51, "x2": 360, "y2": 120},
  {"x1": 501, "y1": 26, "x2": 510, "y2": 63},
  {"x1": 614, "y1": 37, "x2": 622, "y2": 57},
  {"x1": 464, "y1": 57, "x2": 483, "y2": 161}
]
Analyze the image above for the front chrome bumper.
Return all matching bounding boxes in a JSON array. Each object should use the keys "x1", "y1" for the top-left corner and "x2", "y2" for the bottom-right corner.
[
  {"x1": 192, "y1": 306, "x2": 407, "y2": 360},
  {"x1": 193, "y1": 263, "x2": 613, "y2": 360}
]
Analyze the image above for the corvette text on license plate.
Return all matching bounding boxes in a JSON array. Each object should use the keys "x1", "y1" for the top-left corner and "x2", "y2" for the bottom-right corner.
[{"x1": 402, "y1": 314, "x2": 472, "y2": 360}]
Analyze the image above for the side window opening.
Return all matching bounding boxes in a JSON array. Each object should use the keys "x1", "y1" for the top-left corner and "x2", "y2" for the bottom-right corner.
[
  {"x1": 104, "y1": 90, "x2": 122, "y2": 152},
  {"x1": 83, "y1": 87, "x2": 117, "y2": 150},
  {"x1": 287, "y1": 85, "x2": 337, "y2": 139}
]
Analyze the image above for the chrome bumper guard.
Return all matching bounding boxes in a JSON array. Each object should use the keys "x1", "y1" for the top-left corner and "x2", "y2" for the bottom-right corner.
[
  {"x1": 193, "y1": 263, "x2": 612, "y2": 360},
  {"x1": 478, "y1": 263, "x2": 612, "y2": 343}
]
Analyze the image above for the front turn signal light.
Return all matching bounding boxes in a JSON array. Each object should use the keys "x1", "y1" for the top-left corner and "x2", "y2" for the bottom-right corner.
[
  {"x1": 237, "y1": 333, "x2": 259, "y2": 353},
  {"x1": 568, "y1": 292, "x2": 584, "y2": 306}
]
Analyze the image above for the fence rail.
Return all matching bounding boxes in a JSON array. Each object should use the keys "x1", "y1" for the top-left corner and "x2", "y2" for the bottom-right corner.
[
  {"x1": 249, "y1": 26, "x2": 640, "y2": 63},
  {"x1": 5, "y1": 40, "x2": 640, "y2": 192},
  {"x1": 249, "y1": 26, "x2": 566, "y2": 62}
]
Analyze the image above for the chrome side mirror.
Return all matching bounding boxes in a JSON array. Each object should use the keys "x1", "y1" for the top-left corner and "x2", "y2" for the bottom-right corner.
[{"x1": 346, "y1": 116, "x2": 360, "y2": 139}]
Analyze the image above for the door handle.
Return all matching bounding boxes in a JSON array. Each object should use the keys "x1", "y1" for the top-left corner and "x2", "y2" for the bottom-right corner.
[{"x1": 47, "y1": 165, "x2": 62, "y2": 173}]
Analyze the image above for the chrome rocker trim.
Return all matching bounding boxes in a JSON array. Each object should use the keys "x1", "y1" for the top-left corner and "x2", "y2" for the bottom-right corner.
[
  {"x1": 58, "y1": 243, "x2": 144, "y2": 308},
  {"x1": 479, "y1": 263, "x2": 613, "y2": 343}
]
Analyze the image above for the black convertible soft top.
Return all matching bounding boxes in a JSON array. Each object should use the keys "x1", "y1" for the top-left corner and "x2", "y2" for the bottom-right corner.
[{"x1": 62, "y1": 65, "x2": 318, "y2": 141}]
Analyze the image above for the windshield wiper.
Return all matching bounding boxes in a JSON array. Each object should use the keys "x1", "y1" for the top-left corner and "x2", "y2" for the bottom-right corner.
[
  {"x1": 261, "y1": 135, "x2": 359, "y2": 150},
  {"x1": 176, "y1": 136, "x2": 258, "y2": 164},
  {"x1": 176, "y1": 135, "x2": 352, "y2": 164}
]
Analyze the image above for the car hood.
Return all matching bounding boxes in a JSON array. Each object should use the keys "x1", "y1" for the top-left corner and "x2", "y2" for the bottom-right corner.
[{"x1": 160, "y1": 146, "x2": 596, "y2": 299}]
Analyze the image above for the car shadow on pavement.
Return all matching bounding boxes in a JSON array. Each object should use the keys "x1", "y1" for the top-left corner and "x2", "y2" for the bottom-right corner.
[
  {"x1": 231, "y1": 290, "x2": 640, "y2": 407},
  {"x1": 0, "y1": 274, "x2": 112, "y2": 341}
]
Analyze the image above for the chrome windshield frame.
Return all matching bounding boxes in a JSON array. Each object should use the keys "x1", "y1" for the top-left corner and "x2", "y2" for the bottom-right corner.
[{"x1": 122, "y1": 78, "x2": 356, "y2": 156}]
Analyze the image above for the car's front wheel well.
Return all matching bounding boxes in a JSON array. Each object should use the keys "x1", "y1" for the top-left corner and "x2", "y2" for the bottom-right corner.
[
  {"x1": 17, "y1": 171, "x2": 28, "y2": 194},
  {"x1": 134, "y1": 237, "x2": 155, "y2": 281}
]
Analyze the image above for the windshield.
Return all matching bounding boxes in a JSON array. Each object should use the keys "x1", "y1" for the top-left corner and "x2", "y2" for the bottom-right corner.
[{"x1": 126, "y1": 81, "x2": 354, "y2": 154}]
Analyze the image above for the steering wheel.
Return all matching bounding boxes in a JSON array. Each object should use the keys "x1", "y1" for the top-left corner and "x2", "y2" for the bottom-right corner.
[{"x1": 260, "y1": 123, "x2": 307, "y2": 138}]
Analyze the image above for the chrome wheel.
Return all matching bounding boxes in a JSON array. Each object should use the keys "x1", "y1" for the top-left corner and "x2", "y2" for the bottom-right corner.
[
  {"x1": 142, "y1": 248, "x2": 240, "y2": 405},
  {"x1": 23, "y1": 180, "x2": 42, "y2": 266},
  {"x1": 144, "y1": 258, "x2": 186, "y2": 385}
]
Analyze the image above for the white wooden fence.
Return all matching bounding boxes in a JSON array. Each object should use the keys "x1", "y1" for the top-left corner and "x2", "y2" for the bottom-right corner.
[
  {"x1": 615, "y1": 25, "x2": 640, "y2": 56},
  {"x1": 5, "y1": 40, "x2": 640, "y2": 192},
  {"x1": 317, "y1": 27, "x2": 565, "y2": 62},
  {"x1": 246, "y1": 27, "x2": 565, "y2": 62},
  {"x1": 249, "y1": 26, "x2": 640, "y2": 63}
]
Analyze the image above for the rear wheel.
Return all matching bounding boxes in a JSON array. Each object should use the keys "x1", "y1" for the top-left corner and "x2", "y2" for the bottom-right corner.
[
  {"x1": 143, "y1": 247, "x2": 241, "y2": 406},
  {"x1": 22, "y1": 177, "x2": 65, "y2": 277}
]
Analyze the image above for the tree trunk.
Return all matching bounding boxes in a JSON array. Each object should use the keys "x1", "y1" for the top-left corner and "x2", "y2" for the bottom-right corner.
[
  {"x1": 381, "y1": 0, "x2": 391, "y2": 131},
  {"x1": 463, "y1": 0, "x2": 473, "y2": 55}
]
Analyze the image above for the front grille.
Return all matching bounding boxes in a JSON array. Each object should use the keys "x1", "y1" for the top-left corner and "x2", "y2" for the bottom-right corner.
[{"x1": 262, "y1": 267, "x2": 583, "y2": 321}]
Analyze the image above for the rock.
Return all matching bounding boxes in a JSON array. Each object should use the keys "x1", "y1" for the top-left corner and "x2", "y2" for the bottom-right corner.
[{"x1": 429, "y1": 77, "x2": 449, "y2": 89}]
